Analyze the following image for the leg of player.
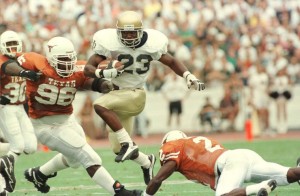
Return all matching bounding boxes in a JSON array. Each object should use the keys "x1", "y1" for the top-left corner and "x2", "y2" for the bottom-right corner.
[
  {"x1": 297, "y1": 157, "x2": 300, "y2": 185},
  {"x1": 94, "y1": 105, "x2": 138, "y2": 162},
  {"x1": 24, "y1": 153, "x2": 142, "y2": 195},
  {"x1": 86, "y1": 165, "x2": 143, "y2": 195}
]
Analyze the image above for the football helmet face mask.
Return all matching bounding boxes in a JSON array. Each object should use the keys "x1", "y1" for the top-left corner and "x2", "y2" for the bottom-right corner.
[
  {"x1": 161, "y1": 130, "x2": 187, "y2": 145},
  {"x1": 0, "y1": 30, "x2": 22, "y2": 58},
  {"x1": 116, "y1": 11, "x2": 143, "y2": 48},
  {"x1": 45, "y1": 37, "x2": 77, "y2": 77}
]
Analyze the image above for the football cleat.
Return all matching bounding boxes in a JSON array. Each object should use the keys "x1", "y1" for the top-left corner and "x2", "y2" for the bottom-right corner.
[
  {"x1": 24, "y1": 167, "x2": 57, "y2": 193},
  {"x1": 113, "y1": 181, "x2": 143, "y2": 196},
  {"x1": 297, "y1": 157, "x2": 300, "y2": 185},
  {"x1": 141, "y1": 154, "x2": 156, "y2": 185},
  {"x1": 0, "y1": 155, "x2": 16, "y2": 193},
  {"x1": 257, "y1": 179, "x2": 277, "y2": 196},
  {"x1": 115, "y1": 142, "x2": 139, "y2": 163}
]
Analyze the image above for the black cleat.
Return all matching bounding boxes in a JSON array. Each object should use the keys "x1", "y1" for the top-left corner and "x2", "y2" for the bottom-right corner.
[
  {"x1": 24, "y1": 167, "x2": 57, "y2": 193},
  {"x1": 0, "y1": 155, "x2": 15, "y2": 193},
  {"x1": 115, "y1": 142, "x2": 139, "y2": 163},
  {"x1": 141, "y1": 154, "x2": 156, "y2": 185},
  {"x1": 257, "y1": 179, "x2": 277, "y2": 196},
  {"x1": 113, "y1": 180, "x2": 143, "y2": 196}
]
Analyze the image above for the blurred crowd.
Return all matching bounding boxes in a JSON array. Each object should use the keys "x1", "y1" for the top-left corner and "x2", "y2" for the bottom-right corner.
[{"x1": 2, "y1": 0, "x2": 300, "y2": 136}]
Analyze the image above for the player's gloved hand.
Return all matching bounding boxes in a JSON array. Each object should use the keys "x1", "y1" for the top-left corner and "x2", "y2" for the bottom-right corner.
[
  {"x1": 95, "y1": 68, "x2": 123, "y2": 79},
  {"x1": 0, "y1": 96, "x2": 11, "y2": 105},
  {"x1": 183, "y1": 71, "x2": 205, "y2": 91},
  {"x1": 19, "y1": 70, "x2": 41, "y2": 82}
]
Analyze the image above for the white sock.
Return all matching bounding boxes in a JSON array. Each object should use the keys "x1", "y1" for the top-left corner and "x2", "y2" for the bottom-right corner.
[
  {"x1": 133, "y1": 152, "x2": 150, "y2": 168},
  {"x1": 91, "y1": 166, "x2": 116, "y2": 194},
  {"x1": 246, "y1": 180, "x2": 269, "y2": 195},
  {"x1": 116, "y1": 128, "x2": 132, "y2": 143},
  {"x1": 0, "y1": 143, "x2": 10, "y2": 155},
  {"x1": 40, "y1": 154, "x2": 68, "y2": 175}
]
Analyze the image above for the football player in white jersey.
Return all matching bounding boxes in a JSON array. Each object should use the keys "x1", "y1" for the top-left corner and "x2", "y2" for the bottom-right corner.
[
  {"x1": 84, "y1": 11, "x2": 205, "y2": 185},
  {"x1": 0, "y1": 30, "x2": 37, "y2": 193}
]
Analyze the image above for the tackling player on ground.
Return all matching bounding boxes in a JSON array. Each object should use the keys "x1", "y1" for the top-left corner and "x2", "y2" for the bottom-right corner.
[
  {"x1": 144, "y1": 130, "x2": 300, "y2": 196},
  {"x1": 84, "y1": 10, "x2": 205, "y2": 185},
  {"x1": 2, "y1": 36, "x2": 142, "y2": 196}
]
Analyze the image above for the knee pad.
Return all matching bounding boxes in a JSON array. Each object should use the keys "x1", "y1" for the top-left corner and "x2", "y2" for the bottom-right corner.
[
  {"x1": 64, "y1": 157, "x2": 81, "y2": 169},
  {"x1": 23, "y1": 143, "x2": 37, "y2": 154}
]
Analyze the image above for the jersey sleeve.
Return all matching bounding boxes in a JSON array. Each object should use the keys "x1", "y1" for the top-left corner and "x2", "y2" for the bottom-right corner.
[
  {"x1": 144, "y1": 29, "x2": 168, "y2": 60},
  {"x1": 160, "y1": 143, "x2": 181, "y2": 169},
  {"x1": 92, "y1": 29, "x2": 118, "y2": 58},
  {"x1": 17, "y1": 52, "x2": 47, "y2": 72}
]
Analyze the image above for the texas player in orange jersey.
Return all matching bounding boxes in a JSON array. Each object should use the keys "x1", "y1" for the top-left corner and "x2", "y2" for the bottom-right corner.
[
  {"x1": 3, "y1": 36, "x2": 142, "y2": 196},
  {"x1": 0, "y1": 30, "x2": 37, "y2": 194},
  {"x1": 144, "y1": 130, "x2": 300, "y2": 196}
]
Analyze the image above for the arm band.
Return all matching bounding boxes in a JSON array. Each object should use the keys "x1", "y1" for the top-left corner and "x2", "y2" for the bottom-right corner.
[
  {"x1": 183, "y1": 71, "x2": 191, "y2": 79},
  {"x1": 1, "y1": 59, "x2": 18, "y2": 73},
  {"x1": 91, "y1": 78, "x2": 105, "y2": 92},
  {"x1": 95, "y1": 69, "x2": 104, "y2": 78}
]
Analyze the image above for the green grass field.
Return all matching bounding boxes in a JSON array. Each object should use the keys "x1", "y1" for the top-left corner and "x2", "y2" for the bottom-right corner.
[{"x1": 11, "y1": 139, "x2": 300, "y2": 195}]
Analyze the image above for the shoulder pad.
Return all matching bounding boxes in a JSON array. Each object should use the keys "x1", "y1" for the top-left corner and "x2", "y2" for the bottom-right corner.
[
  {"x1": 143, "y1": 29, "x2": 168, "y2": 53},
  {"x1": 93, "y1": 29, "x2": 121, "y2": 57}
]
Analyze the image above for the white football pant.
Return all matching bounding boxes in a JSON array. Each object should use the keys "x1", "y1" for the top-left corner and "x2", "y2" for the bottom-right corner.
[
  {"x1": 31, "y1": 114, "x2": 102, "y2": 168},
  {"x1": 0, "y1": 105, "x2": 37, "y2": 154},
  {"x1": 215, "y1": 149, "x2": 289, "y2": 196}
]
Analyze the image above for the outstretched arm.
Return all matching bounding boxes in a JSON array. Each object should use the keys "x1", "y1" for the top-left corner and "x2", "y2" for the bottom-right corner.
[
  {"x1": 144, "y1": 160, "x2": 177, "y2": 195},
  {"x1": 2, "y1": 59, "x2": 41, "y2": 81},
  {"x1": 83, "y1": 54, "x2": 106, "y2": 78},
  {"x1": 159, "y1": 53, "x2": 205, "y2": 91},
  {"x1": 82, "y1": 78, "x2": 113, "y2": 94}
]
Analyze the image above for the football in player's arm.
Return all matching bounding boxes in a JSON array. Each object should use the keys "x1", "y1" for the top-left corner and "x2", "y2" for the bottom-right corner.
[
  {"x1": 143, "y1": 130, "x2": 300, "y2": 196},
  {"x1": 83, "y1": 11, "x2": 205, "y2": 186}
]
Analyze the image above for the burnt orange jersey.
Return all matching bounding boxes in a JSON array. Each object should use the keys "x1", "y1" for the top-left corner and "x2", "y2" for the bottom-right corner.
[
  {"x1": 159, "y1": 136, "x2": 227, "y2": 190},
  {"x1": 0, "y1": 54, "x2": 26, "y2": 105},
  {"x1": 16, "y1": 52, "x2": 90, "y2": 118}
]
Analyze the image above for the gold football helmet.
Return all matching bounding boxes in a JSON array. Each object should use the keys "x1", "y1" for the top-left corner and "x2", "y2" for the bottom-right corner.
[{"x1": 116, "y1": 11, "x2": 143, "y2": 48}]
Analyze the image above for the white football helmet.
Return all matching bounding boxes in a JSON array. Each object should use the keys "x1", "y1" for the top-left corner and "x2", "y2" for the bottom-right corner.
[
  {"x1": 161, "y1": 130, "x2": 187, "y2": 145},
  {"x1": 116, "y1": 11, "x2": 143, "y2": 48},
  {"x1": 0, "y1": 30, "x2": 22, "y2": 58},
  {"x1": 45, "y1": 37, "x2": 77, "y2": 77}
]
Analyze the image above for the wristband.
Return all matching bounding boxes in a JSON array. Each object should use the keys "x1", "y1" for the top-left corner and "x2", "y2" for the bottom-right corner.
[
  {"x1": 183, "y1": 71, "x2": 191, "y2": 79},
  {"x1": 95, "y1": 69, "x2": 102, "y2": 78}
]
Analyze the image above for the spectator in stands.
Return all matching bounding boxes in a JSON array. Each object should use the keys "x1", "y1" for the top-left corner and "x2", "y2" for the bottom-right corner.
[
  {"x1": 219, "y1": 87, "x2": 239, "y2": 131},
  {"x1": 248, "y1": 63, "x2": 271, "y2": 135},
  {"x1": 161, "y1": 72, "x2": 190, "y2": 129},
  {"x1": 269, "y1": 67, "x2": 292, "y2": 134},
  {"x1": 198, "y1": 96, "x2": 221, "y2": 133}
]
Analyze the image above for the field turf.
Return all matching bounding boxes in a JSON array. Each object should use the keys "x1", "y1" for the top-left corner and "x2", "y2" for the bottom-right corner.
[{"x1": 11, "y1": 139, "x2": 300, "y2": 195}]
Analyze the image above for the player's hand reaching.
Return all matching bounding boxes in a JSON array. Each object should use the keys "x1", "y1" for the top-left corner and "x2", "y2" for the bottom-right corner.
[
  {"x1": 19, "y1": 70, "x2": 41, "y2": 82},
  {"x1": 0, "y1": 96, "x2": 10, "y2": 105},
  {"x1": 183, "y1": 71, "x2": 205, "y2": 91}
]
